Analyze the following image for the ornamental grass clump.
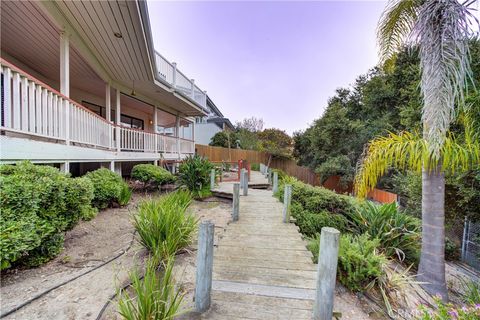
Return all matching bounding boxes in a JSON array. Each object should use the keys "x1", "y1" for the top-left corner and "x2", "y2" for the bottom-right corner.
[
  {"x1": 134, "y1": 190, "x2": 197, "y2": 259},
  {"x1": 117, "y1": 256, "x2": 184, "y2": 320}
]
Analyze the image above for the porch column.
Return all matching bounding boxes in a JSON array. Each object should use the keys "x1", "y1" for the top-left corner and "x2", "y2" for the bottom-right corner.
[
  {"x1": 176, "y1": 115, "x2": 181, "y2": 159},
  {"x1": 60, "y1": 31, "x2": 70, "y2": 145},
  {"x1": 106, "y1": 83, "x2": 112, "y2": 148},
  {"x1": 60, "y1": 32, "x2": 70, "y2": 97},
  {"x1": 153, "y1": 106, "x2": 158, "y2": 154},
  {"x1": 115, "y1": 89, "x2": 121, "y2": 152}
]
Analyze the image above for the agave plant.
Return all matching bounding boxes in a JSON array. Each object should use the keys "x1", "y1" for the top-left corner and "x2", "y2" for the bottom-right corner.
[
  {"x1": 177, "y1": 155, "x2": 214, "y2": 197},
  {"x1": 348, "y1": 201, "x2": 421, "y2": 264}
]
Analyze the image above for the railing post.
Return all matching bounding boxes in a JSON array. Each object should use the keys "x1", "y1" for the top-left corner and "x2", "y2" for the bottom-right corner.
[
  {"x1": 210, "y1": 169, "x2": 216, "y2": 190},
  {"x1": 65, "y1": 100, "x2": 70, "y2": 145},
  {"x1": 314, "y1": 227, "x2": 340, "y2": 320},
  {"x1": 190, "y1": 79, "x2": 195, "y2": 98},
  {"x1": 267, "y1": 169, "x2": 272, "y2": 185},
  {"x1": 273, "y1": 172, "x2": 279, "y2": 194},
  {"x1": 195, "y1": 221, "x2": 214, "y2": 312},
  {"x1": 461, "y1": 216, "x2": 468, "y2": 262},
  {"x1": 242, "y1": 169, "x2": 248, "y2": 196},
  {"x1": 232, "y1": 183, "x2": 240, "y2": 221},
  {"x1": 265, "y1": 166, "x2": 269, "y2": 178},
  {"x1": 283, "y1": 185, "x2": 292, "y2": 223},
  {"x1": 172, "y1": 62, "x2": 177, "y2": 88}
]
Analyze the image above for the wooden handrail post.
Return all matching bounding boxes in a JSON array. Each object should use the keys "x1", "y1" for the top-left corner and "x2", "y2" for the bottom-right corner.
[
  {"x1": 242, "y1": 169, "x2": 248, "y2": 196},
  {"x1": 195, "y1": 221, "x2": 215, "y2": 312},
  {"x1": 283, "y1": 184, "x2": 292, "y2": 223},
  {"x1": 273, "y1": 171, "x2": 279, "y2": 194},
  {"x1": 210, "y1": 169, "x2": 216, "y2": 190},
  {"x1": 239, "y1": 168, "x2": 245, "y2": 190},
  {"x1": 314, "y1": 227, "x2": 340, "y2": 320},
  {"x1": 232, "y1": 183, "x2": 240, "y2": 221}
]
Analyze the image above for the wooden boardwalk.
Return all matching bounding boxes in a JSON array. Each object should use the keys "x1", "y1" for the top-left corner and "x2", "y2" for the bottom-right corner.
[{"x1": 203, "y1": 172, "x2": 317, "y2": 319}]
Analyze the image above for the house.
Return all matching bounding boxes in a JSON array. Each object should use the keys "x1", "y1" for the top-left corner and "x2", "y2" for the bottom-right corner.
[
  {"x1": 0, "y1": 0, "x2": 207, "y2": 176},
  {"x1": 194, "y1": 95, "x2": 234, "y2": 145}
]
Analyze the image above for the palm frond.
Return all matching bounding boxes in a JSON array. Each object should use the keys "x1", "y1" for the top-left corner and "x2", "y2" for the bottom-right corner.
[
  {"x1": 377, "y1": 0, "x2": 422, "y2": 64},
  {"x1": 354, "y1": 131, "x2": 480, "y2": 198},
  {"x1": 413, "y1": 0, "x2": 478, "y2": 155}
]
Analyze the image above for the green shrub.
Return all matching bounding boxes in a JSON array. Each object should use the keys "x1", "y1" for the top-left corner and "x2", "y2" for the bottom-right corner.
[
  {"x1": 251, "y1": 163, "x2": 260, "y2": 171},
  {"x1": 0, "y1": 162, "x2": 95, "y2": 269},
  {"x1": 337, "y1": 234, "x2": 387, "y2": 292},
  {"x1": 294, "y1": 207, "x2": 349, "y2": 237},
  {"x1": 131, "y1": 164, "x2": 175, "y2": 188},
  {"x1": 277, "y1": 177, "x2": 356, "y2": 216},
  {"x1": 84, "y1": 168, "x2": 130, "y2": 209},
  {"x1": 178, "y1": 155, "x2": 214, "y2": 197},
  {"x1": 134, "y1": 191, "x2": 197, "y2": 259},
  {"x1": 347, "y1": 202, "x2": 421, "y2": 264},
  {"x1": 118, "y1": 257, "x2": 184, "y2": 320}
]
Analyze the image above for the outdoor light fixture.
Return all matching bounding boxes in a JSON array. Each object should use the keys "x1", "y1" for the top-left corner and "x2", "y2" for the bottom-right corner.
[
  {"x1": 131, "y1": 80, "x2": 136, "y2": 96},
  {"x1": 114, "y1": 32, "x2": 123, "y2": 39}
]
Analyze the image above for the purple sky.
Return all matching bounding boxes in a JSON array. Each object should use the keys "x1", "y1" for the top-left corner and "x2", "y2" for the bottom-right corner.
[{"x1": 147, "y1": 1, "x2": 388, "y2": 134}]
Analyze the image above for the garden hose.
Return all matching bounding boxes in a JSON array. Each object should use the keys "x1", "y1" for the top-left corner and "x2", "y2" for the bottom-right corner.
[{"x1": 0, "y1": 231, "x2": 137, "y2": 319}]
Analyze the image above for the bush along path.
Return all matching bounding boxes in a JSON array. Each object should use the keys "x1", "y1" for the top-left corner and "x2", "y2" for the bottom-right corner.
[
  {"x1": 0, "y1": 196, "x2": 142, "y2": 320},
  {"x1": 200, "y1": 171, "x2": 374, "y2": 319}
]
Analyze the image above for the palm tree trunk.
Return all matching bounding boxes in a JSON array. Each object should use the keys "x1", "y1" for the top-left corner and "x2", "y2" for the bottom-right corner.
[{"x1": 417, "y1": 165, "x2": 448, "y2": 300}]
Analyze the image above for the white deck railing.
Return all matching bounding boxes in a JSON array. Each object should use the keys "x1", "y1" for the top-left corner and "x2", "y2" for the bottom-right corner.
[
  {"x1": 1, "y1": 60, "x2": 194, "y2": 157},
  {"x1": 155, "y1": 52, "x2": 207, "y2": 109}
]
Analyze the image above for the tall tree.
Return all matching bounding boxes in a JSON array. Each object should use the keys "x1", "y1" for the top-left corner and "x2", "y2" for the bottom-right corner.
[{"x1": 360, "y1": 0, "x2": 478, "y2": 299}]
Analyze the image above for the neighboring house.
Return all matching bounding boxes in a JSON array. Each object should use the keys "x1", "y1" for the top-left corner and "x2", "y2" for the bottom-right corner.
[
  {"x1": 194, "y1": 95, "x2": 234, "y2": 145},
  {"x1": 0, "y1": 0, "x2": 207, "y2": 175}
]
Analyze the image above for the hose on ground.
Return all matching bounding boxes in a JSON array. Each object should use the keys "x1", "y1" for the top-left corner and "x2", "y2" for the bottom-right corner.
[{"x1": 0, "y1": 231, "x2": 137, "y2": 319}]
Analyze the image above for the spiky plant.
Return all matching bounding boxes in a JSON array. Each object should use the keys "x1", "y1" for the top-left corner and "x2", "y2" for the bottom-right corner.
[{"x1": 357, "y1": 0, "x2": 479, "y2": 299}]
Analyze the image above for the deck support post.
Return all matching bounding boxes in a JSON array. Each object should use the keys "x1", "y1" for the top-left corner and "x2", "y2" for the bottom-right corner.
[
  {"x1": 60, "y1": 161, "x2": 70, "y2": 174},
  {"x1": 314, "y1": 227, "x2": 340, "y2": 320},
  {"x1": 283, "y1": 184, "x2": 292, "y2": 223},
  {"x1": 195, "y1": 221, "x2": 215, "y2": 312},
  {"x1": 106, "y1": 83, "x2": 111, "y2": 148},
  {"x1": 210, "y1": 169, "x2": 216, "y2": 190},
  {"x1": 242, "y1": 169, "x2": 248, "y2": 196},
  {"x1": 273, "y1": 172, "x2": 279, "y2": 194}
]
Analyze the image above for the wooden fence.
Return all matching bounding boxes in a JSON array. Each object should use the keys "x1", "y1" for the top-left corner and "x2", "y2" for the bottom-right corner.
[
  {"x1": 195, "y1": 144, "x2": 398, "y2": 203},
  {"x1": 195, "y1": 144, "x2": 269, "y2": 164},
  {"x1": 367, "y1": 188, "x2": 398, "y2": 204}
]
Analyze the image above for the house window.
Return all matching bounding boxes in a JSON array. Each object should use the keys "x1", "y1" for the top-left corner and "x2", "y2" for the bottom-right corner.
[{"x1": 82, "y1": 100, "x2": 144, "y2": 130}]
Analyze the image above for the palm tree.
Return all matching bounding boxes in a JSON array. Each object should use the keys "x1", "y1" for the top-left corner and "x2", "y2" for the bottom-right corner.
[{"x1": 355, "y1": 0, "x2": 479, "y2": 300}]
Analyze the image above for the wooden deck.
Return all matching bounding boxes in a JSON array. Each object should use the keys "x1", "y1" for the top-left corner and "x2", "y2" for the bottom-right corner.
[{"x1": 204, "y1": 172, "x2": 317, "y2": 319}]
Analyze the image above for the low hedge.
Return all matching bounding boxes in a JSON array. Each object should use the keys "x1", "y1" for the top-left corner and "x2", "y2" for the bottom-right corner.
[
  {"x1": 131, "y1": 164, "x2": 175, "y2": 188},
  {"x1": 0, "y1": 162, "x2": 96, "y2": 269},
  {"x1": 84, "y1": 168, "x2": 131, "y2": 209}
]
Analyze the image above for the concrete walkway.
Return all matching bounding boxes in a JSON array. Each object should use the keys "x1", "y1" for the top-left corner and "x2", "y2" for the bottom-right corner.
[{"x1": 204, "y1": 171, "x2": 317, "y2": 320}]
